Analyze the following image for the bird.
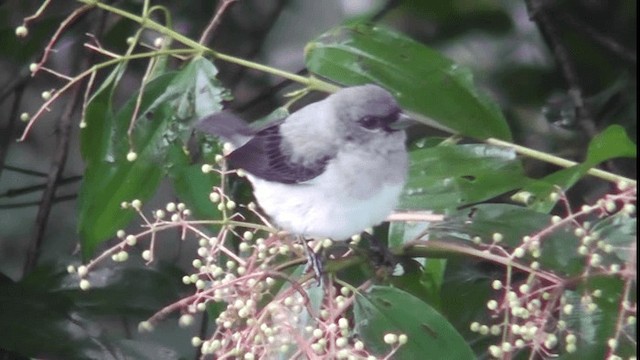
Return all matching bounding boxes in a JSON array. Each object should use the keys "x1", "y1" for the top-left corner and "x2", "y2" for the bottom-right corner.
[{"x1": 196, "y1": 84, "x2": 409, "y2": 247}]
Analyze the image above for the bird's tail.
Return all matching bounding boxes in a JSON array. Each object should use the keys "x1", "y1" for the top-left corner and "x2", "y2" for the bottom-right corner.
[{"x1": 195, "y1": 111, "x2": 254, "y2": 147}]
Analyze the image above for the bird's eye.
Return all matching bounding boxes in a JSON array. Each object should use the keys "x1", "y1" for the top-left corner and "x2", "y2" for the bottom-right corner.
[{"x1": 358, "y1": 116, "x2": 381, "y2": 130}]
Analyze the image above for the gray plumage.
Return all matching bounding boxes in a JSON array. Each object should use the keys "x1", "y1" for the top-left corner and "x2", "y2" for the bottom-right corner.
[{"x1": 196, "y1": 84, "x2": 409, "y2": 239}]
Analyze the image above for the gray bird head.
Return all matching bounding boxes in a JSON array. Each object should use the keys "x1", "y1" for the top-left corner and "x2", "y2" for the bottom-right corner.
[{"x1": 329, "y1": 84, "x2": 403, "y2": 140}]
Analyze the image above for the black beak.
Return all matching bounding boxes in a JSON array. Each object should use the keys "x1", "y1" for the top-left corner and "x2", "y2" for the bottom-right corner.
[{"x1": 388, "y1": 113, "x2": 417, "y2": 131}]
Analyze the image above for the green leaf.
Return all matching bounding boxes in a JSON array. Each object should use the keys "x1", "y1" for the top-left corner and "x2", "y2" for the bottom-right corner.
[
  {"x1": 400, "y1": 143, "x2": 527, "y2": 211},
  {"x1": 167, "y1": 144, "x2": 221, "y2": 222},
  {"x1": 585, "y1": 125, "x2": 637, "y2": 163},
  {"x1": 81, "y1": 60, "x2": 129, "y2": 165},
  {"x1": 432, "y1": 204, "x2": 583, "y2": 276},
  {"x1": 78, "y1": 57, "x2": 229, "y2": 257},
  {"x1": 523, "y1": 125, "x2": 637, "y2": 212},
  {"x1": 78, "y1": 73, "x2": 177, "y2": 258},
  {"x1": 439, "y1": 257, "x2": 495, "y2": 354},
  {"x1": 0, "y1": 265, "x2": 184, "y2": 359},
  {"x1": 556, "y1": 282, "x2": 629, "y2": 360},
  {"x1": 354, "y1": 286, "x2": 474, "y2": 359},
  {"x1": 305, "y1": 24, "x2": 511, "y2": 140},
  {"x1": 390, "y1": 258, "x2": 447, "y2": 311}
]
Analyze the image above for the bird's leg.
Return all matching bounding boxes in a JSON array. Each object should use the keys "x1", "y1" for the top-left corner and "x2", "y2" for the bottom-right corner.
[
  {"x1": 360, "y1": 232, "x2": 398, "y2": 269},
  {"x1": 300, "y1": 236, "x2": 323, "y2": 285}
]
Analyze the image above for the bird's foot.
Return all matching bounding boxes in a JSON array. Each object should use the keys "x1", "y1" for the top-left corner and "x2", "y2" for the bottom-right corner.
[{"x1": 301, "y1": 237, "x2": 324, "y2": 286}]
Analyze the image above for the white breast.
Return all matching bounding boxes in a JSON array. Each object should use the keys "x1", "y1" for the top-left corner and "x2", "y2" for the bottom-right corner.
[{"x1": 247, "y1": 142, "x2": 407, "y2": 240}]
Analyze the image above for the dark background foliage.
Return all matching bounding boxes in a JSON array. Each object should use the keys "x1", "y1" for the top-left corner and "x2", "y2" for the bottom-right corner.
[{"x1": 0, "y1": 1, "x2": 636, "y2": 359}]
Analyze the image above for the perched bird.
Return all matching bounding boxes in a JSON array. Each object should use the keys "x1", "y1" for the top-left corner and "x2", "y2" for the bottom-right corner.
[{"x1": 196, "y1": 84, "x2": 409, "y2": 242}]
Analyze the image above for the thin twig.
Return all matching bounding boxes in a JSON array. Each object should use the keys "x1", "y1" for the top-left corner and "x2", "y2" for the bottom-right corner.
[
  {"x1": 23, "y1": 82, "x2": 84, "y2": 275},
  {"x1": 0, "y1": 69, "x2": 30, "y2": 104},
  {"x1": 0, "y1": 84, "x2": 25, "y2": 181},
  {"x1": 556, "y1": 12, "x2": 636, "y2": 64},
  {"x1": 198, "y1": 0, "x2": 239, "y2": 45},
  {"x1": 23, "y1": 9, "x2": 105, "y2": 276},
  {"x1": 31, "y1": 4, "x2": 93, "y2": 74},
  {"x1": 525, "y1": 0, "x2": 597, "y2": 138},
  {"x1": 0, "y1": 194, "x2": 77, "y2": 209},
  {"x1": 0, "y1": 175, "x2": 82, "y2": 198},
  {"x1": 2, "y1": 164, "x2": 48, "y2": 177},
  {"x1": 486, "y1": 137, "x2": 636, "y2": 186}
]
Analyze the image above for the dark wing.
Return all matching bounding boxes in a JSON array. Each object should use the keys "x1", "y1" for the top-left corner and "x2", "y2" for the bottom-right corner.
[
  {"x1": 195, "y1": 111, "x2": 254, "y2": 145},
  {"x1": 228, "y1": 124, "x2": 329, "y2": 184}
]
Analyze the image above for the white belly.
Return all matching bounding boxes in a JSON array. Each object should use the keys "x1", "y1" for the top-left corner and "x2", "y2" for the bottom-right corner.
[{"x1": 250, "y1": 175, "x2": 404, "y2": 240}]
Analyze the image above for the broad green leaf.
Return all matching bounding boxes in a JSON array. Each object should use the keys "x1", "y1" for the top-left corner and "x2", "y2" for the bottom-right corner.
[
  {"x1": 81, "y1": 60, "x2": 128, "y2": 165},
  {"x1": 556, "y1": 283, "x2": 631, "y2": 360},
  {"x1": 439, "y1": 257, "x2": 495, "y2": 355},
  {"x1": 169, "y1": 56, "x2": 230, "y2": 124},
  {"x1": 78, "y1": 73, "x2": 177, "y2": 257},
  {"x1": 79, "y1": 57, "x2": 229, "y2": 257},
  {"x1": 585, "y1": 125, "x2": 636, "y2": 164},
  {"x1": 354, "y1": 286, "x2": 474, "y2": 359},
  {"x1": 0, "y1": 265, "x2": 184, "y2": 359},
  {"x1": 305, "y1": 24, "x2": 511, "y2": 140},
  {"x1": 390, "y1": 258, "x2": 446, "y2": 311},
  {"x1": 167, "y1": 144, "x2": 221, "y2": 222},
  {"x1": 431, "y1": 204, "x2": 583, "y2": 276},
  {"x1": 593, "y1": 214, "x2": 636, "y2": 262},
  {"x1": 400, "y1": 143, "x2": 527, "y2": 211},
  {"x1": 522, "y1": 125, "x2": 637, "y2": 212},
  {"x1": 71, "y1": 265, "x2": 186, "y2": 316}
]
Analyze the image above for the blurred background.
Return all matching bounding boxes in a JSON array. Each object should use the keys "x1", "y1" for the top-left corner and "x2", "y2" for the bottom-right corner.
[{"x1": 0, "y1": 0, "x2": 636, "y2": 358}]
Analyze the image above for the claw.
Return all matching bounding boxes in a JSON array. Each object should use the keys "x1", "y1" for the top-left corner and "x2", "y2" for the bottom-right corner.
[{"x1": 301, "y1": 236, "x2": 323, "y2": 286}]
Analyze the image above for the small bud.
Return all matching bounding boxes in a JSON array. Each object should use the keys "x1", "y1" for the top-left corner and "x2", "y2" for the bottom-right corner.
[
  {"x1": 580, "y1": 205, "x2": 593, "y2": 213},
  {"x1": 492, "y1": 233, "x2": 503, "y2": 243},
  {"x1": 125, "y1": 235, "x2": 137, "y2": 246},
  {"x1": 491, "y1": 280, "x2": 502, "y2": 290},
  {"x1": 117, "y1": 250, "x2": 129, "y2": 262},
  {"x1": 131, "y1": 199, "x2": 142, "y2": 210},
  {"x1": 179, "y1": 314, "x2": 194, "y2": 327},
  {"x1": 383, "y1": 333, "x2": 398, "y2": 344},
  {"x1": 209, "y1": 192, "x2": 221, "y2": 203},
  {"x1": 489, "y1": 345, "x2": 502, "y2": 358},
  {"x1": 513, "y1": 248, "x2": 525, "y2": 258},
  {"x1": 138, "y1": 321, "x2": 154, "y2": 333},
  {"x1": 79, "y1": 279, "x2": 91, "y2": 290},
  {"x1": 623, "y1": 203, "x2": 636, "y2": 215},
  {"x1": 153, "y1": 37, "x2": 164, "y2": 48},
  {"x1": 41, "y1": 91, "x2": 52, "y2": 100},
  {"x1": 191, "y1": 337, "x2": 202, "y2": 347},
  {"x1": 222, "y1": 142, "x2": 234, "y2": 155},
  {"x1": 15, "y1": 25, "x2": 28, "y2": 37},
  {"x1": 226, "y1": 200, "x2": 236, "y2": 210},
  {"x1": 126, "y1": 151, "x2": 137, "y2": 162},
  {"x1": 20, "y1": 112, "x2": 29, "y2": 122},
  {"x1": 201, "y1": 164, "x2": 212, "y2": 173},
  {"x1": 77, "y1": 265, "x2": 88, "y2": 277}
]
